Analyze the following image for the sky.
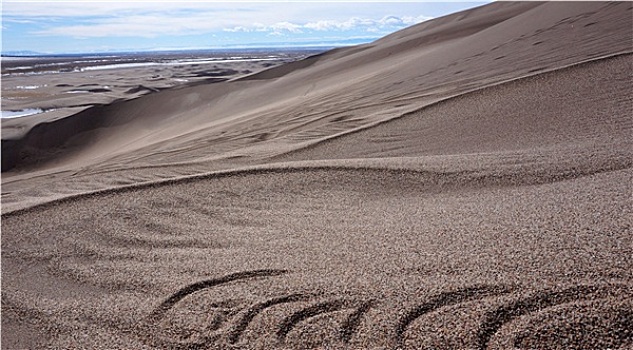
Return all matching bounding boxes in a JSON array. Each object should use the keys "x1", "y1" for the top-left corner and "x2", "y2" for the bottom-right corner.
[{"x1": 2, "y1": 1, "x2": 489, "y2": 54}]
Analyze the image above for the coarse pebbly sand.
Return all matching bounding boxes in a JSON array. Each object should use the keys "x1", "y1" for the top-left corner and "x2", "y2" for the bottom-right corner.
[{"x1": 2, "y1": 2, "x2": 632, "y2": 349}]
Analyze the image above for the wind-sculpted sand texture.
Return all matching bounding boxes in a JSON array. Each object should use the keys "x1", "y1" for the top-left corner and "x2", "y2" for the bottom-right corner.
[
  {"x1": 2, "y1": 166, "x2": 632, "y2": 348},
  {"x1": 3, "y1": 1, "x2": 632, "y2": 211},
  {"x1": 2, "y1": 2, "x2": 633, "y2": 349}
]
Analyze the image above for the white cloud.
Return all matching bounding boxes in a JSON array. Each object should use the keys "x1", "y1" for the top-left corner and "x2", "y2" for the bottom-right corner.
[
  {"x1": 249, "y1": 15, "x2": 433, "y2": 35},
  {"x1": 32, "y1": 12, "x2": 257, "y2": 38},
  {"x1": 4, "y1": 2, "x2": 277, "y2": 38},
  {"x1": 304, "y1": 15, "x2": 432, "y2": 32},
  {"x1": 5, "y1": 2, "x2": 434, "y2": 39},
  {"x1": 2, "y1": 2, "x2": 240, "y2": 18},
  {"x1": 269, "y1": 22, "x2": 303, "y2": 34},
  {"x1": 223, "y1": 26, "x2": 249, "y2": 33},
  {"x1": 3, "y1": 18, "x2": 36, "y2": 24}
]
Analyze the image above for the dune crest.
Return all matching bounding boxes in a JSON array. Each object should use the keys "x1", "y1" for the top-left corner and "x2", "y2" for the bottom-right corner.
[{"x1": 3, "y1": 2, "x2": 632, "y2": 213}]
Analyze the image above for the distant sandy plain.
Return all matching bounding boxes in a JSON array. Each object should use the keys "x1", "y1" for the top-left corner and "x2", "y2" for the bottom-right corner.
[{"x1": 2, "y1": 2, "x2": 632, "y2": 349}]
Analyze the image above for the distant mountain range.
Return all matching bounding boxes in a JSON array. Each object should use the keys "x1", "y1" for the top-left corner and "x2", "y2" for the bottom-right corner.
[
  {"x1": 1, "y1": 38, "x2": 374, "y2": 57},
  {"x1": 1, "y1": 50, "x2": 45, "y2": 57}
]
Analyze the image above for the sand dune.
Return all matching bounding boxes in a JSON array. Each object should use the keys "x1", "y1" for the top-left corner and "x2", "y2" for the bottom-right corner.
[
  {"x1": 2, "y1": 1, "x2": 632, "y2": 211},
  {"x1": 2, "y1": 2, "x2": 632, "y2": 349}
]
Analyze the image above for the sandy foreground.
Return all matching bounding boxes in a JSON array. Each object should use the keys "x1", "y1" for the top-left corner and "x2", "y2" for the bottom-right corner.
[{"x1": 1, "y1": 2, "x2": 632, "y2": 349}]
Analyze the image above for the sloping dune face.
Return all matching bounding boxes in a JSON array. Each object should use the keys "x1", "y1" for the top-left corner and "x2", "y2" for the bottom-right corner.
[
  {"x1": 2, "y1": 1, "x2": 632, "y2": 211},
  {"x1": 2, "y1": 2, "x2": 632, "y2": 349}
]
